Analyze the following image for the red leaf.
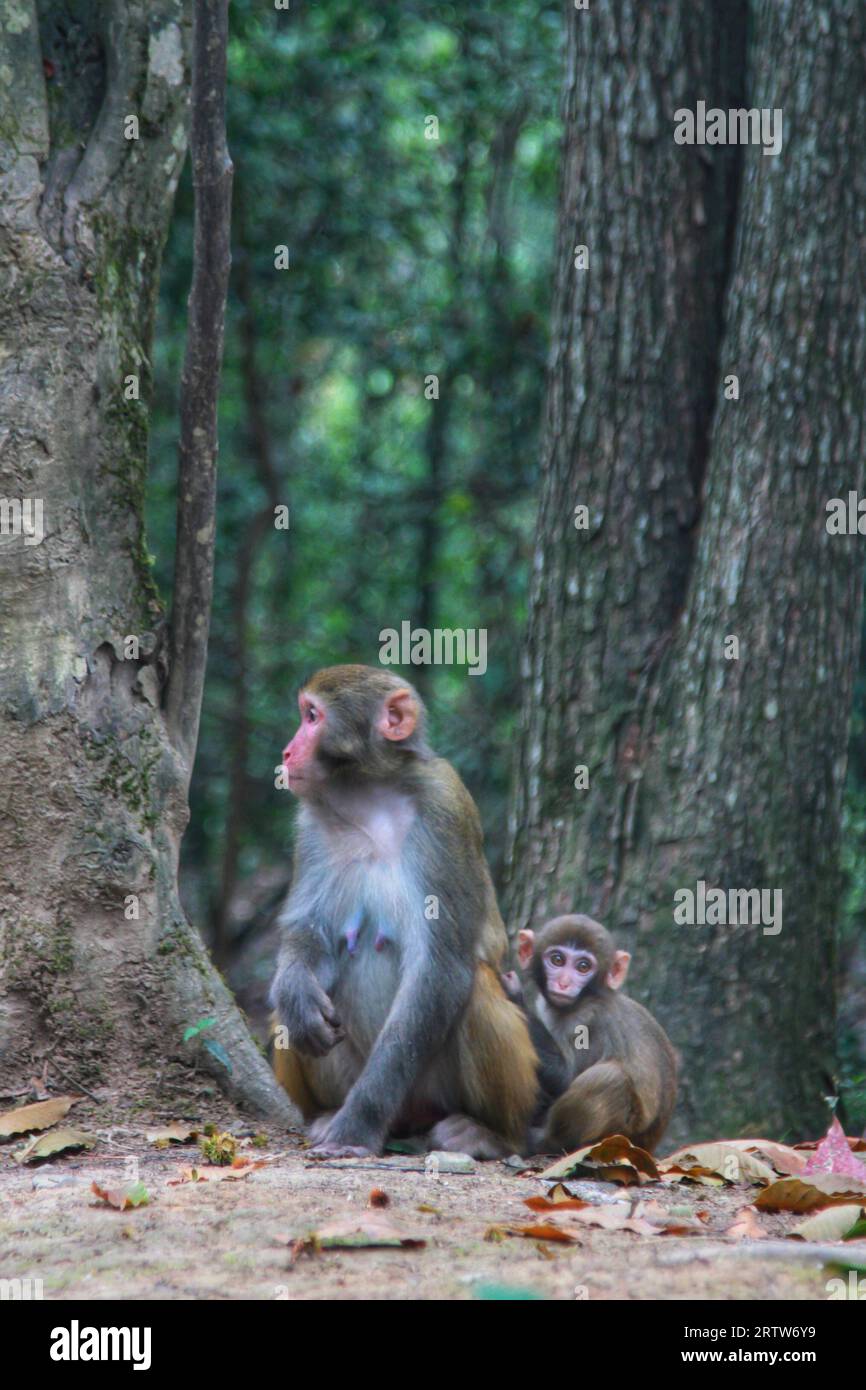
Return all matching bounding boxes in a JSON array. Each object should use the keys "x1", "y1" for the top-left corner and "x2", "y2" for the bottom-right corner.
[{"x1": 802, "y1": 1117, "x2": 866, "y2": 1181}]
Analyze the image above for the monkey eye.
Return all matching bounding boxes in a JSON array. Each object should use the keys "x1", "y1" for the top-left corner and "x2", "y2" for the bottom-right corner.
[
  {"x1": 305, "y1": 706, "x2": 318, "y2": 723},
  {"x1": 577, "y1": 958, "x2": 592, "y2": 973},
  {"x1": 548, "y1": 951, "x2": 565, "y2": 967}
]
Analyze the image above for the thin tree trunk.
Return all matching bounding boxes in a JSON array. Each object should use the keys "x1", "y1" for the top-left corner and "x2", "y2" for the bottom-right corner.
[
  {"x1": 210, "y1": 237, "x2": 281, "y2": 968},
  {"x1": 0, "y1": 0, "x2": 294, "y2": 1120},
  {"x1": 165, "y1": 0, "x2": 232, "y2": 775},
  {"x1": 415, "y1": 30, "x2": 476, "y2": 664}
]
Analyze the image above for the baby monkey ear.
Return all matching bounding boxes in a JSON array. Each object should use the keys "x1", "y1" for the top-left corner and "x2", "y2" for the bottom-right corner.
[
  {"x1": 517, "y1": 928, "x2": 535, "y2": 970},
  {"x1": 378, "y1": 688, "x2": 418, "y2": 741},
  {"x1": 606, "y1": 949, "x2": 631, "y2": 991}
]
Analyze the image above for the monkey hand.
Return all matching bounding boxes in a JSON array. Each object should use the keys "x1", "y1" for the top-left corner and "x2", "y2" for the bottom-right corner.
[
  {"x1": 271, "y1": 965, "x2": 344, "y2": 1057},
  {"x1": 500, "y1": 969, "x2": 523, "y2": 1003}
]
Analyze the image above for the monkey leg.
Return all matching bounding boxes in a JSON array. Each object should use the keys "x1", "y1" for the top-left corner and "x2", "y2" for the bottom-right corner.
[
  {"x1": 543, "y1": 1059, "x2": 643, "y2": 1152},
  {"x1": 271, "y1": 1014, "x2": 362, "y2": 1124},
  {"x1": 447, "y1": 963, "x2": 538, "y2": 1154}
]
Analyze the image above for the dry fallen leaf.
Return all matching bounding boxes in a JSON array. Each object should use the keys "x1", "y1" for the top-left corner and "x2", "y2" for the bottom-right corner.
[
  {"x1": 91, "y1": 1180, "x2": 150, "y2": 1211},
  {"x1": 145, "y1": 1123, "x2": 200, "y2": 1147},
  {"x1": 755, "y1": 1175, "x2": 866, "y2": 1213},
  {"x1": 661, "y1": 1167, "x2": 725, "y2": 1188},
  {"x1": 725, "y1": 1207, "x2": 766, "y2": 1240},
  {"x1": 789, "y1": 1204, "x2": 866, "y2": 1242},
  {"x1": 634, "y1": 1199, "x2": 704, "y2": 1234},
  {"x1": 540, "y1": 1134, "x2": 659, "y2": 1184},
  {"x1": 524, "y1": 1194, "x2": 590, "y2": 1213},
  {"x1": 14, "y1": 1128, "x2": 96, "y2": 1164},
  {"x1": 659, "y1": 1142, "x2": 774, "y2": 1185},
  {"x1": 0, "y1": 1096, "x2": 78, "y2": 1138},
  {"x1": 368, "y1": 1187, "x2": 389, "y2": 1208},
  {"x1": 291, "y1": 1212, "x2": 426, "y2": 1261},
  {"x1": 166, "y1": 1158, "x2": 266, "y2": 1185},
  {"x1": 802, "y1": 1118, "x2": 866, "y2": 1182},
  {"x1": 718, "y1": 1138, "x2": 806, "y2": 1176},
  {"x1": 513, "y1": 1201, "x2": 658, "y2": 1240},
  {"x1": 509, "y1": 1221, "x2": 581, "y2": 1244}
]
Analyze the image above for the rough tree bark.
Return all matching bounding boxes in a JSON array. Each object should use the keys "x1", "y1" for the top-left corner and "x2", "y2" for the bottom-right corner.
[
  {"x1": 505, "y1": 0, "x2": 866, "y2": 1141},
  {"x1": 0, "y1": 0, "x2": 294, "y2": 1120}
]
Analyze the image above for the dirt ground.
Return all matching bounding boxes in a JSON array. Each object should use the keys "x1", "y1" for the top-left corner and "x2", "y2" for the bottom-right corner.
[{"x1": 0, "y1": 1098, "x2": 853, "y2": 1302}]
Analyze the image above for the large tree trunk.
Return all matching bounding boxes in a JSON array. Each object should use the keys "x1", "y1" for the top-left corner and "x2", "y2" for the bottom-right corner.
[
  {"x1": 505, "y1": 0, "x2": 745, "y2": 932},
  {"x1": 505, "y1": 0, "x2": 866, "y2": 1141},
  {"x1": 0, "y1": 0, "x2": 293, "y2": 1120}
]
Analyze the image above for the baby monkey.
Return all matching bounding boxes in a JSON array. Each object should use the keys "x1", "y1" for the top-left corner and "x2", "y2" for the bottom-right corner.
[{"x1": 503, "y1": 914, "x2": 677, "y2": 1153}]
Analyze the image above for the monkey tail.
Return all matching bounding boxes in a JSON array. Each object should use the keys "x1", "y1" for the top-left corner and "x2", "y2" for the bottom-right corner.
[
  {"x1": 270, "y1": 1013, "x2": 319, "y2": 1120},
  {"x1": 457, "y1": 964, "x2": 538, "y2": 1150}
]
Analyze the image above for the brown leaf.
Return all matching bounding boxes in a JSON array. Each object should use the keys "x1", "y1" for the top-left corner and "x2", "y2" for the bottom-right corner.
[
  {"x1": 755, "y1": 1175, "x2": 866, "y2": 1213},
  {"x1": 509, "y1": 1221, "x2": 581, "y2": 1243},
  {"x1": 14, "y1": 1128, "x2": 96, "y2": 1164},
  {"x1": 524, "y1": 1195, "x2": 589, "y2": 1213},
  {"x1": 660, "y1": 1167, "x2": 725, "y2": 1188},
  {"x1": 368, "y1": 1187, "x2": 389, "y2": 1208},
  {"x1": 546, "y1": 1182, "x2": 580, "y2": 1203},
  {"x1": 540, "y1": 1134, "x2": 659, "y2": 1184},
  {"x1": 0, "y1": 1096, "x2": 78, "y2": 1138},
  {"x1": 725, "y1": 1207, "x2": 766, "y2": 1240}
]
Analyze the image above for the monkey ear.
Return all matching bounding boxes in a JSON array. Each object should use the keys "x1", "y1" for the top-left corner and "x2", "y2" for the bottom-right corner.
[
  {"x1": 378, "y1": 688, "x2": 418, "y2": 741},
  {"x1": 606, "y1": 950, "x2": 631, "y2": 991},
  {"x1": 517, "y1": 929, "x2": 535, "y2": 970}
]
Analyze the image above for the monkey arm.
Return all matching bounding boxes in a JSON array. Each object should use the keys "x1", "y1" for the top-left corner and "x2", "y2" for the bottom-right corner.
[
  {"x1": 313, "y1": 948, "x2": 476, "y2": 1153},
  {"x1": 269, "y1": 899, "x2": 344, "y2": 1059},
  {"x1": 527, "y1": 1015, "x2": 573, "y2": 1105}
]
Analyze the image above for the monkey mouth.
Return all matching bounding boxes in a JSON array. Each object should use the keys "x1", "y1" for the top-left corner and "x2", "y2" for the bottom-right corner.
[{"x1": 550, "y1": 990, "x2": 579, "y2": 1006}]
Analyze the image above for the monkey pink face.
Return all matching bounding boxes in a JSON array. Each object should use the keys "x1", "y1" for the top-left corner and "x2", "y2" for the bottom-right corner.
[
  {"x1": 542, "y1": 945, "x2": 597, "y2": 1007},
  {"x1": 282, "y1": 692, "x2": 326, "y2": 795}
]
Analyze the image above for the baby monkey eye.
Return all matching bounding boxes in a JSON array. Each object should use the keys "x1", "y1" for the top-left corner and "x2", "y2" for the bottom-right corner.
[
  {"x1": 576, "y1": 958, "x2": 592, "y2": 972},
  {"x1": 306, "y1": 707, "x2": 318, "y2": 723},
  {"x1": 549, "y1": 951, "x2": 565, "y2": 966}
]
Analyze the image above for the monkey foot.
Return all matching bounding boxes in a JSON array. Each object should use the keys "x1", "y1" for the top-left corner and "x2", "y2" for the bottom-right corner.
[
  {"x1": 429, "y1": 1113, "x2": 512, "y2": 1161},
  {"x1": 306, "y1": 1142, "x2": 375, "y2": 1160},
  {"x1": 305, "y1": 1111, "x2": 377, "y2": 1158}
]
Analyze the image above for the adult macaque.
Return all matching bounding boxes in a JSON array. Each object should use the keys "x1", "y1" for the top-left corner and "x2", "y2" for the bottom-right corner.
[
  {"x1": 506, "y1": 915, "x2": 677, "y2": 1153},
  {"x1": 269, "y1": 665, "x2": 537, "y2": 1158}
]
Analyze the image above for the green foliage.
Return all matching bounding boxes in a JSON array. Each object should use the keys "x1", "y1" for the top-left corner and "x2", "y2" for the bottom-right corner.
[
  {"x1": 182, "y1": 1017, "x2": 217, "y2": 1043},
  {"x1": 148, "y1": 0, "x2": 561, "y2": 941}
]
